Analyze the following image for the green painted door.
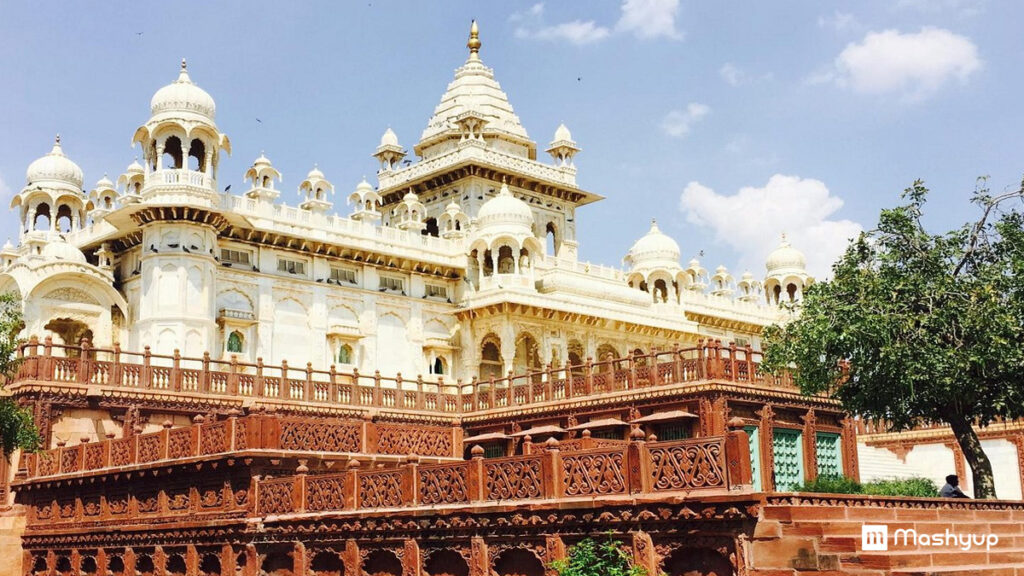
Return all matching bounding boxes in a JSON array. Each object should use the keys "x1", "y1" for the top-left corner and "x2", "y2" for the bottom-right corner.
[
  {"x1": 772, "y1": 428, "x2": 804, "y2": 490},
  {"x1": 816, "y1": 432, "x2": 843, "y2": 477},
  {"x1": 744, "y1": 426, "x2": 762, "y2": 491}
]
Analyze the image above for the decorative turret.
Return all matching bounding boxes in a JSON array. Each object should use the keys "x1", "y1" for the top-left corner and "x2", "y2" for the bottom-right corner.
[
  {"x1": 394, "y1": 189, "x2": 426, "y2": 232},
  {"x1": 736, "y1": 271, "x2": 763, "y2": 303},
  {"x1": 373, "y1": 128, "x2": 406, "y2": 172},
  {"x1": 546, "y1": 123, "x2": 580, "y2": 168},
  {"x1": 131, "y1": 59, "x2": 230, "y2": 200},
  {"x1": 710, "y1": 265, "x2": 734, "y2": 298},
  {"x1": 348, "y1": 178, "x2": 381, "y2": 222},
  {"x1": 118, "y1": 158, "x2": 145, "y2": 204},
  {"x1": 764, "y1": 233, "x2": 814, "y2": 305},
  {"x1": 624, "y1": 220, "x2": 683, "y2": 303},
  {"x1": 298, "y1": 165, "x2": 333, "y2": 212},
  {"x1": 244, "y1": 152, "x2": 282, "y2": 201},
  {"x1": 87, "y1": 175, "x2": 118, "y2": 219},
  {"x1": 439, "y1": 199, "x2": 469, "y2": 239},
  {"x1": 11, "y1": 136, "x2": 86, "y2": 239},
  {"x1": 415, "y1": 21, "x2": 535, "y2": 160},
  {"x1": 468, "y1": 181, "x2": 541, "y2": 283},
  {"x1": 684, "y1": 258, "x2": 709, "y2": 292}
]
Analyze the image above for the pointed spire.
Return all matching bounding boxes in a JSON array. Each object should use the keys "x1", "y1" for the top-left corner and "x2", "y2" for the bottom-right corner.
[
  {"x1": 50, "y1": 134, "x2": 64, "y2": 155},
  {"x1": 467, "y1": 20, "x2": 481, "y2": 60},
  {"x1": 177, "y1": 58, "x2": 191, "y2": 83}
]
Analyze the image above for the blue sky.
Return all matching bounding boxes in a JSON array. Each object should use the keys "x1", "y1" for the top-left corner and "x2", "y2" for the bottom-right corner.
[{"x1": 1, "y1": 0, "x2": 1019, "y2": 279}]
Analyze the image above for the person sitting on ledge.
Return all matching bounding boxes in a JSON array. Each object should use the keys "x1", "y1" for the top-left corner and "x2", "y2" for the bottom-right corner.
[{"x1": 939, "y1": 474, "x2": 970, "y2": 498}]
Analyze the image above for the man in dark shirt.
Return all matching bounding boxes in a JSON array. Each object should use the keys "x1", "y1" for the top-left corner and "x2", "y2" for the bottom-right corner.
[{"x1": 939, "y1": 474, "x2": 970, "y2": 498}]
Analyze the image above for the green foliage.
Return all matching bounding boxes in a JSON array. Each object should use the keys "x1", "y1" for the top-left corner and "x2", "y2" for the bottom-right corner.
[
  {"x1": 551, "y1": 536, "x2": 648, "y2": 576},
  {"x1": 761, "y1": 179, "x2": 1024, "y2": 499},
  {"x1": 0, "y1": 292, "x2": 40, "y2": 456},
  {"x1": 793, "y1": 474, "x2": 939, "y2": 498},
  {"x1": 863, "y1": 477, "x2": 939, "y2": 498}
]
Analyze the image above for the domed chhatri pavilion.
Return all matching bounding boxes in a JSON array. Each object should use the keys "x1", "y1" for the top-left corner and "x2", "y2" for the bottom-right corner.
[{"x1": 3, "y1": 22, "x2": 1021, "y2": 576}]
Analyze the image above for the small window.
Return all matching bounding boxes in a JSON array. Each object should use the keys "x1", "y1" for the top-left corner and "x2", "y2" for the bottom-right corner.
[
  {"x1": 337, "y1": 344, "x2": 353, "y2": 365},
  {"x1": 221, "y1": 249, "x2": 251, "y2": 265},
  {"x1": 379, "y1": 276, "x2": 405, "y2": 293},
  {"x1": 330, "y1": 267, "x2": 358, "y2": 284},
  {"x1": 226, "y1": 331, "x2": 243, "y2": 353},
  {"x1": 425, "y1": 284, "x2": 448, "y2": 299},
  {"x1": 483, "y1": 444, "x2": 506, "y2": 459},
  {"x1": 657, "y1": 422, "x2": 691, "y2": 441},
  {"x1": 277, "y1": 258, "x2": 306, "y2": 275},
  {"x1": 430, "y1": 357, "x2": 445, "y2": 375},
  {"x1": 591, "y1": 428, "x2": 622, "y2": 440}
]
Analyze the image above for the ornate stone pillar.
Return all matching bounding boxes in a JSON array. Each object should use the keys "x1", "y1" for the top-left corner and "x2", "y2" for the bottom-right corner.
[
  {"x1": 292, "y1": 542, "x2": 307, "y2": 576},
  {"x1": 802, "y1": 409, "x2": 818, "y2": 482},
  {"x1": 186, "y1": 546, "x2": 199, "y2": 576},
  {"x1": 401, "y1": 540, "x2": 420, "y2": 576},
  {"x1": 342, "y1": 540, "x2": 360, "y2": 576},
  {"x1": 96, "y1": 549, "x2": 109, "y2": 576},
  {"x1": 757, "y1": 404, "x2": 775, "y2": 491},
  {"x1": 219, "y1": 545, "x2": 235, "y2": 576},
  {"x1": 242, "y1": 545, "x2": 258, "y2": 576},
  {"x1": 469, "y1": 537, "x2": 489, "y2": 576},
  {"x1": 545, "y1": 535, "x2": 566, "y2": 576},
  {"x1": 154, "y1": 546, "x2": 167, "y2": 576},
  {"x1": 631, "y1": 532, "x2": 658, "y2": 576},
  {"x1": 71, "y1": 549, "x2": 82, "y2": 576},
  {"x1": 840, "y1": 417, "x2": 860, "y2": 481}
]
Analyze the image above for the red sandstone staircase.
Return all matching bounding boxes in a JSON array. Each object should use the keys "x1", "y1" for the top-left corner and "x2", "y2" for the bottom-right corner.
[{"x1": 751, "y1": 495, "x2": 1024, "y2": 575}]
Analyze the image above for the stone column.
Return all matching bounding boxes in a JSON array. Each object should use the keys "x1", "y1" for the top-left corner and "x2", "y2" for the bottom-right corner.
[
  {"x1": 401, "y1": 540, "x2": 420, "y2": 576},
  {"x1": 220, "y1": 545, "x2": 236, "y2": 576},
  {"x1": 757, "y1": 405, "x2": 775, "y2": 491},
  {"x1": 469, "y1": 537, "x2": 489, "y2": 576},
  {"x1": 242, "y1": 545, "x2": 258, "y2": 576},
  {"x1": 292, "y1": 542, "x2": 307, "y2": 576},
  {"x1": 342, "y1": 540, "x2": 360, "y2": 576},
  {"x1": 545, "y1": 536, "x2": 566, "y2": 576},
  {"x1": 632, "y1": 532, "x2": 658, "y2": 576},
  {"x1": 802, "y1": 409, "x2": 818, "y2": 482}
]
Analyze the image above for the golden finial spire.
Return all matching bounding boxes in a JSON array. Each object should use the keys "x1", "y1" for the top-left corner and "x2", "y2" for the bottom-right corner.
[{"x1": 467, "y1": 20, "x2": 481, "y2": 58}]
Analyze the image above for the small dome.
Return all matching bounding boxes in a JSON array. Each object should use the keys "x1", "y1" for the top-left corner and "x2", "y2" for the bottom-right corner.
[
  {"x1": 740, "y1": 271, "x2": 754, "y2": 282},
  {"x1": 476, "y1": 182, "x2": 533, "y2": 229},
  {"x1": 253, "y1": 152, "x2": 273, "y2": 168},
  {"x1": 445, "y1": 198, "x2": 462, "y2": 214},
  {"x1": 26, "y1": 136, "x2": 84, "y2": 190},
  {"x1": 2, "y1": 238, "x2": 14, "y2": 251},
  {"x1": 125, "y1": 158, "x2": 145, "y2": 175},
  {"x1": 150, "y1": 59, "x2": 216, "y2": 120},
  {"x1": 626, "y1": 220, "x2": 681, "y2": 269},
  {"x1": 41, "y1": 240, "x2": 87, "y2": 264},
  {"x1": 94, "y1": 174, "x2": 115, "y2": 190},
  {"x1": 380, "y1": 128, "x2": 400, "y2": 147},
  {"x1": 306, "y1": 165, "x2": 325, "y2": 180},
  {"x1": 355, "y1": 177, "x2": 374, "y2": 194},
  {"x1": 553, "y1": 123, "x2": 572, "y2": 142},
  {"x1": 766, "y1": 234, "x2": 807, "y2": 273}
]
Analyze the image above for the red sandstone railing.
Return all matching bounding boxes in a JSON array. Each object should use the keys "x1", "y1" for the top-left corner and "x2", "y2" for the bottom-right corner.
[
  {"x1": 256, "y1": 431, "x2": 752, "y2": 516},
  {"x1": 20, "y1": 415, "x2": 458, "y2": 479},
  {"x1": 14, "y1": 337, "x2": 792, "y2": 414}
]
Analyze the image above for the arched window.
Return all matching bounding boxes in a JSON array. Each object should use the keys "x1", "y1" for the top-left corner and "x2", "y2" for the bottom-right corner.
[
  {"x1": 479, "y1": 340, "x2": 502, "y2": 380},
  {"x1": 423, "y1": 217, "x2": 439, "y2": 237},
  {"x1": 786, "y1": 283, "x2": 798, "y2": 301},
  {"x1": 33, "y1": 203, "x2": 51, "y2": 231},
  {"x1": 226, "y1": 331, "x2": 243, "y2": 353},
  {"x1": 433, "y1": 357, "x2": 444, "y2": 375},
  {"x1": 338, "y1": 343, "x2": 353, "y2": 364},
  {"x1": 546, "y1": 221, "x2": 557, "y2": 255},
  {"x1": 188, "y1": 139, "x2": 206, "y2": 171},
  {"x1": 163, "y1": 136, "x2": 183, "y2": 169}
]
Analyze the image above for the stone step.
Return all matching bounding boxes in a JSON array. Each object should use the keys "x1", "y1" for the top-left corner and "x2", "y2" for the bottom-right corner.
[
  {"x1": 818, "y1": 533, "x2": 1024, "y2": 553},
  {"x1": 847, "y1": 548, "x2": 1024, "y2": 570}
]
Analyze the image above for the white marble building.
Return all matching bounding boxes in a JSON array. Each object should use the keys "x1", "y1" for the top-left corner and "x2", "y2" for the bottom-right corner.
[{"x1": 1, "y1": 23, "x2": 812, "y2": 386}]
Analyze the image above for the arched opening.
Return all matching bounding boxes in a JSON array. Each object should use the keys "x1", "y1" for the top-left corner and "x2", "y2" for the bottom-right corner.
[
  {"x1": 163, "y1": 136, "x2": 183, "y2": 170},
  {"x1": 55, "y1": 556, "x2": 72, "y2": 576},
  {"x1": 497, "y1": 245, "x2": 515, "y2": 274},
  {"x1": 167, "y1": 555, "x2": 187, "y2": 576},
  {"x1": 136, "y1": 555, "x2": 155, "y2": 576},
  {"x1": 31, "y1": 555, "x2": 48, "y2": 576},
  {"x1": 337, "y1": 344, "x2": 352, "y2": 365},
  {"x1": 199, "y1": 554, "x2": 221, "y2": 576},
  {"x1": 596, "y1": 343, "x2": 620, "y2": 372},
  {"x1": 226, "y1": 331, "x2": 244, "y2": 354},
  {"x1": 261, "y1": 547, "x2": 292, "y2": 576},
  {"x1": 81, "y1": 557, "x2": 98, "y2": 576},
  {"x1": 662, "y1": 547, "x2": 734, "y2": 576},
  {"x1": 310, "y1": 551, "x2": 343, "y2": 576},
  {"x1": 482, "y1": 249, "x2": 494, "y2": 276},
  {"x1": 786, "y1": 283, "x2": 797, "y2": 302},
  {"x1": 772, "y1": 284, "x2": 781, "y2": 305},
  {"x1": 423, "y1": 217, "x2": 439, "y2": 237},
  {"x1": 56, "y1": 204, "x2": 73, "y2": 233},
  {"x1": 514, "y1": 333, "x2": 543, "y2": 378},
  {"x1": 363, "y1": 550, "x2": 401, "y2": 576},
  {"x1": 107, "y1": 556, "x2": 125, "y2": 576},
  {"x1": 519, "y1": 247, "x2": 531, "y2": 271},
  {"x1": 262, "y1": 175, "x2": 271, "y2": 188},
  {"x1": 432, "y1": 356, "x2": 445, "y2": 375},
  {"x1": 44, "y1": 318, "x2": 92, "y2": 353},
  {"x1": 567, "y1": 339, "x2": 585, "y2": 377},
  {"x1": 33, "y1": 203, "x2": 51, "y2": 232},
  {"x1": 188, "y1": 139, "x2": 206, "y2": 172},
  {"x1": 653, "y1": 279, "x2": 669, "y2": 303},
  {"x1": 493, "y1": 549, "x2": 544, "y2": 576},
  {"x1": 424, "y1": 549, "x2": 469, "y2": 576},
  {"x1": 633, "y1": 348, "x2": 647, "y2": 366},
  {"x1": 546, "y1": 222, "x2": 558, "y2": 256},
  {"x1": 104, "y1": 196, "x2": 113, "y2": 209},
  {"x1": 479, "y1": 339, "x2": 502, "y2": 380}
]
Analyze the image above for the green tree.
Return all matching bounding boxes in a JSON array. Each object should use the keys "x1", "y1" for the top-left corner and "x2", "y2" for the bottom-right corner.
[
  {"x1": 0, "y1": 292, "x2": 41, "y2": 457},
  {"x1": 550, "y1": 537, "x2": 648, "y2": 576},
  {"x1": 762, "y1": 180, "x2": 1024, "y2": 499}
]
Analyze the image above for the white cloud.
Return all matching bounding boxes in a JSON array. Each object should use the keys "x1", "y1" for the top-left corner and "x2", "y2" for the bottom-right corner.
[
  {"x1": 719, "y1": 63, "x2": 745, "y2": 86},
  {"x1": 823, "y1": 27, "x2": 981, "y2": 101},
  {"x1": 513, "y1": 0, "x2": 681, "y2": 45},
  {"x1": 660, "y1": 103, "x2": 710, "y2": 138},
  {"x1": 678, "y1": 175, "x2": 863, "y2": 279},
  {"x1": 615, "y1": 0, "x2": 683, "y2": 40},
  {"x1": 896, "y1": 0, "x2": 984, "y2": 17},
  {"x1": 516, "y1": 20, "x2": 611, "y2": 45},
  {"x1": 817, "y1": 11, "x2": 858, "y2": 33}
]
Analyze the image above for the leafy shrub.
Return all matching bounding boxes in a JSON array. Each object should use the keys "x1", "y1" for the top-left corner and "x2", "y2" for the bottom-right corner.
[
  {"x1": 551, "y1": 536, "x2": 648, "y2": 576},
  {"x1": 791, "y1": 474, "x2": 939, "y2": 498}
]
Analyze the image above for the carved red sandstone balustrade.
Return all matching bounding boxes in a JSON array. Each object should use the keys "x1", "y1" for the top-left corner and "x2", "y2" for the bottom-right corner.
[
  {"x1": 253, "y1": 433, "x2": 752, "y2": 517},
  {"x1": 13, "y1": 337, "x2": 794, "y2": 413},
  {"x1": 19, "y1": 415, "x2": 460, "y2": 479}
]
